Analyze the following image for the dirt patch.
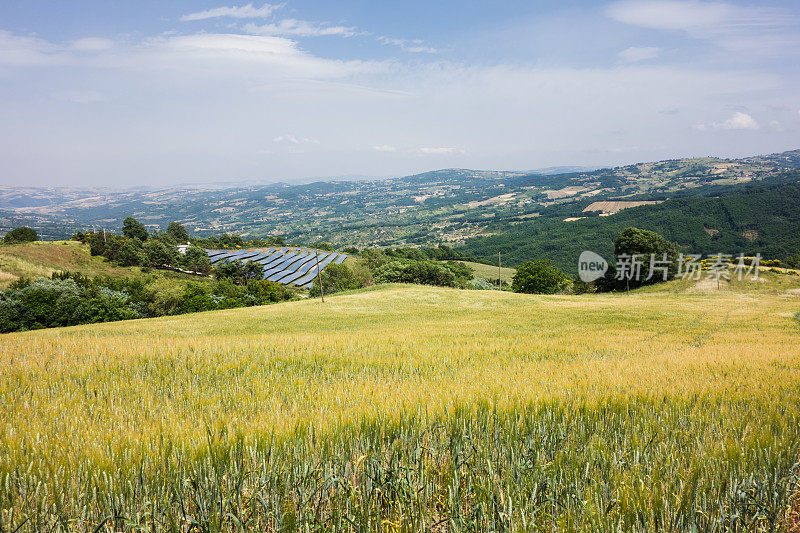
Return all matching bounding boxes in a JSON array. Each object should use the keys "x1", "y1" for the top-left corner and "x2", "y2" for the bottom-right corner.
[
  {"x1": 582, "y1": 200, "x2": 663, "y2": 214},
  {"x1": 704, "y1": 228, "x2": 720, "y2": 237},
  {"x1": 742, "y1": 229, "x2": 759, "y2": 242}
]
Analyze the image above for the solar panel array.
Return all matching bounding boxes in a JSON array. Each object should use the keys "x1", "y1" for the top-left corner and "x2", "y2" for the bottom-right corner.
[{"x1": 204, "y1": 247, "x2": 347, "y2": 288}]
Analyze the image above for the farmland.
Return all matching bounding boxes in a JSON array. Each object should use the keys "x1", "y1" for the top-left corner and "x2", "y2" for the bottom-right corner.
[{"x1": 2, "y1": 279, "x2": 800, "y2": 530}]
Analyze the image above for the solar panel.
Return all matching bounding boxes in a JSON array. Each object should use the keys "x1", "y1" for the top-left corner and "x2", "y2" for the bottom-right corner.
[
  {"x1": 262, "y1": 251, "x2": 311, "y2": 278},
  {"x1": 260, "y1": 250, "x2": 304, "y2": 278},
  {"x1": 255, "y1": 251, "x2": 288, "y2": 267},
  {"x1": 334, "y1": 253, "x2": 347, "y2": 264},
  {"x1": 274, "y1": 252, "x2": 330, "y2": 284},
  {"x1": 237, "y1": 251, "x2": 263, "y2": 261},
  {"x1": 209, "y1": 251, "x2": 240, "y2": 263},
  {"x1": 295, "y1": 253, "x2": 340, "y2": 287},
  {"x1": 268, "y1": 252, "x2": 325, "y2": 282}
]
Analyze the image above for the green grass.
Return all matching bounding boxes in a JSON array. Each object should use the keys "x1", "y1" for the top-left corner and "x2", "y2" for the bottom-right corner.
[
  {"x1": 0, "y1": 240, "x2": 207, "y2": 289},
  {"x1": 457, "y1": 260, "x2": 516, "y2": 281},
  {"x1": 1, "y1": 284, "x2": 800, "y2": 531}
]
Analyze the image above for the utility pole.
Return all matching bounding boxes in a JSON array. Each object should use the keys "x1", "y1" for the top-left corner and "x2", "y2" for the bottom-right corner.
[
  {"x1": 498, "y1": 252, "x2": 502, "y2": 291},
  {"x1": 315, "y1": 250, "x2": 325, "y2": 302}
]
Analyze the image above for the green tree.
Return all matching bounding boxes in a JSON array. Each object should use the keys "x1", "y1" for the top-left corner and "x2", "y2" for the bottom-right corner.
[
  {"x1": 122, "y1": 217, "x2": 148, "y2": 241},
  {"x1": 182, "y1": 246, "x2": 212, "y2": 274},
  {"x1": 116, "y1": 239, "x2": 144, "y2": 267},
  {"x1": 599, "y1": 227, "x2": 680, "y2": 291},
  {"x1": 143, "y1": 239, "x2": 179, "y2": 267},
  {"x1": 3, "y1": 227, "x2": 38, "y2": 244},
  {"x1": 309, "y1": 263, "x2": 361, "y2": 297},
  {"x1": 166, "y1": 221, "x2": 190, "y2": 243},
  {"x1": 214, "y1": 260, "x2": 263, "y2": 285},
  {"x1": 512, "y1": 260, "x2": 568, "y2": 294}
]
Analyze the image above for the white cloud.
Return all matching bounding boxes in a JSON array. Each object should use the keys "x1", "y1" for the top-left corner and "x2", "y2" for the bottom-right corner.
[
  {"x1": 606, "y1": 1, "x2": 799, "y2": 55},
  {"x1": 769, "y1": 120, "x2": 784, "y2": 132},
  {"x1": 273, "y1": 135, "x2": 318, "y2": 144},
  {"x1": 718, "y1": 111, "x2": 759, "y2": 130},
  {"x1": 181, "y1": 3, "x2": 279, "y2": 21},
  {"x1": 372, "y1": 145, "x2": 397, "y2": 152},
  {"x1": 71, "y1": 38, "x2": 114, "y2": 51},
  {"x1": 378, "y1": 37, "x2": 437, "y2": 54},
  {"x1": 618, "y1": 46, "x2": 661, "y2": 62},
  {"x1": 245, "y1": 20, "x2": 356, "y2": 38},
  {"x1": 418, "y1": 147, "x2": 465, "y2": 155},
  {"x1": 0, "y1": 31, "x2": 71, "y2": 66},
  {"x1": 606, "y1": 1, "x2": 731, "y2": 31},
  {"x1": 695, "y1": 111, "x2": 760, "y2": 131}
]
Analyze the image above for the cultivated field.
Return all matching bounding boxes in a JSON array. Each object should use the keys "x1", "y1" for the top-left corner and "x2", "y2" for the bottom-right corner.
[{"x1": 2, "y1": 282, "x2": 800, "y2": 531}]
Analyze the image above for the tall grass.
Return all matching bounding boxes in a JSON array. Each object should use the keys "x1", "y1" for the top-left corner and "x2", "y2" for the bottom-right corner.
[{"x1": 1, "y1": 285, "x2": 800, "y2": 531}]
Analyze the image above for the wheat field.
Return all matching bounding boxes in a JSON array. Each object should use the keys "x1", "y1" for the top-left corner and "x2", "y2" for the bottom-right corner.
[{"x1": 2, "y1": 284, "x2": 800, "y2": 531}]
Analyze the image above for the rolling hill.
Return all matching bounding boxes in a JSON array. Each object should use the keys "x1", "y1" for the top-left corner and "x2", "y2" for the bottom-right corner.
[{"x1": 1, "y1": 149, "x2": 799, "y2": 248}]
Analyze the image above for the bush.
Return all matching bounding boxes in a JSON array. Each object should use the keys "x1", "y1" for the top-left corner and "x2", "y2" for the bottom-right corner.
[
  {"x1": 3, "y1": 227, "x2": 38, "y2": 244},
  {"x1": 182, "y1": 246, "x2": 212, "y2": 274},
  {"x1": 309, "y1": 263, "x2": 361, "y2": 297},
  {"x1": 143, "y1": 239, "x2": 179, "y2": 267},
  {"x1": 512, "y1": 260, "x2": 569, "y2": 294},
  {"x1": 373, "y1": 259, "x2": 456, "y2": 287},
  {"x1": 117, "y1": 239, "x2": 145, "y2": 267}
]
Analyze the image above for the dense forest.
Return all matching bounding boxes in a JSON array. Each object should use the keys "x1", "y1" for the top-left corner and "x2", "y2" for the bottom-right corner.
[{"x1": 459, "y1": 174, "x2": 800, "y2": 273}]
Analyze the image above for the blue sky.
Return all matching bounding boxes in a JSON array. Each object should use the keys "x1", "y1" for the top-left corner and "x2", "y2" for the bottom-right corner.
[{"x1": 1, "y1": 1, "x2": 798, "y2": 186}]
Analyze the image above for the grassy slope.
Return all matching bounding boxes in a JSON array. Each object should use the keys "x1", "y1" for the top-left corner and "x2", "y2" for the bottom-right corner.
[
  {"x1": 0, "y1": 240, "x2": 205, "y2": 288},
  {"x1": 458, "y1": 260, "x2": 516, "y2": 280},
  {"x1": 2, "y1": 280, "x2": 800, "y2": 529}
]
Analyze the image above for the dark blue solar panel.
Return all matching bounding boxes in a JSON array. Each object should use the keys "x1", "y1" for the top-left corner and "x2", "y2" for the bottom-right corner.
[
  {"x1": 295, "y1": 253, "x2": 340, "y2": 287},
  {"x1": 268, "y1": 252, "x2": 325, "y2": 282},
  {"x1": 255, "y1": 251, "x2": 287, "y2": 267},
  {"x1": 274, "y1": 252, "x2": 330, "y2": 284},
  {"x1": 262, "y1": 251, "x2": 311, "y2": 278}
]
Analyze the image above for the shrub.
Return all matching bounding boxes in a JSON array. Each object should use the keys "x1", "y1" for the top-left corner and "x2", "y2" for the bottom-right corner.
[
  {"x1": 309, "y1": 263, "x2": 361, "y2": 297},
  {"x1": 512, "y1": 260, "x2": 569, "y2": 294},
  {"x1": 182, "y1": 246, "x2": 212, "y2": 274},
  {"x1": 143, "y1": 239, "x2": 179, "y2": 267},
  {"x1": 3, "y1": 227, "x2": 38, "y2": 244}
]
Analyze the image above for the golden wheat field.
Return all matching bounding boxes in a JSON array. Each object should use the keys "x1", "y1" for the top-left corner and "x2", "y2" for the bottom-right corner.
[{"x1": 2, "y1": 283, "x2": 800, "y2": 531}]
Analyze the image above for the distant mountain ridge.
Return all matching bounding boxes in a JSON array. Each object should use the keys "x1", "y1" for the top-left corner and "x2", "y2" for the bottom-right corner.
[{"x1": 1, "y1": 149, "x2": 799, "y2": 247}]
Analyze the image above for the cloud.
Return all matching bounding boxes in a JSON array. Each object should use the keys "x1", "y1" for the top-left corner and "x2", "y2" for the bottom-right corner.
[
  {"x1": 71, "y1": 38, "x2": 114, "y2": 51},
  {"x1": 718, "y1": 111, "x2": 759, "y2": 130},
  {"x1": 695, "y1": 111, "x2": 760, "y2": 131},
  {"x1": 606, "y1": 1, "x2": 799, "y2": 55},
  {"x1": 273, "y1": 135, "x2": 318, "y2": 144},
  {"x1": 378, "y1": 37, "x2": 437, "y2": 54},
  {"x1": 768, "y1": 120, "x2": 784, "y2": 132},
  {"x1": 418, "y1": 147, "x2": 465, "y2": 155},
  {"x1": 181, "y1": 3, "x2": 280, "y2": 21},
  {"x1": 372, "y1": 145, "x2": 397, "y2": 152},
  {"x1": 606, "y1": 1, "x2": 731, "y2": 31},
  {"x1": 618, "y1": 46, "x2": 661, "y2": 62},
  {"x1": 245, "y1": 19, "x2": 356, "y2": 37},
  {"x1": 0, "y1": 30, "x2": 71, "y2": 66}
]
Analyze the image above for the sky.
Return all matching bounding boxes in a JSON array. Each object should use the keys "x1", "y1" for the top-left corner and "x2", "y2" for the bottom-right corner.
[{"x1": 0, "y1": 0, "x2": 799, "y2": 187}]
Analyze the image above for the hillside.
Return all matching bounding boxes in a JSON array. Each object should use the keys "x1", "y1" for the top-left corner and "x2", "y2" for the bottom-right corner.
[
  {"x1": 461, "y1": 177, "x2": 800, "y2": 273},
  {"x1": 1, "y1": 149, "x2": 798, "y2": 246},
  {"x1": 0, "y1": 240, "x2": 206, "y2": 289},
  {"x1": 2, "y1": 283, "x2": 800, "y2": 529}
]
